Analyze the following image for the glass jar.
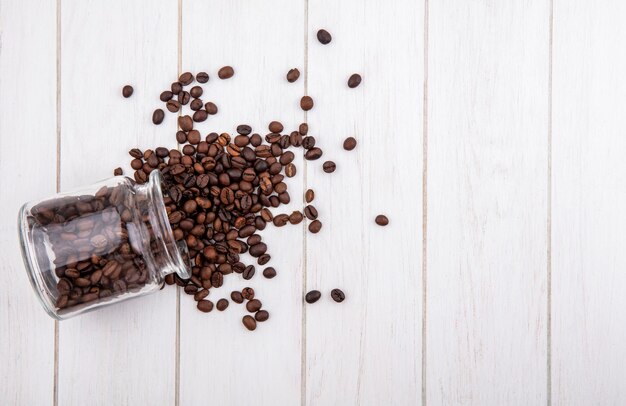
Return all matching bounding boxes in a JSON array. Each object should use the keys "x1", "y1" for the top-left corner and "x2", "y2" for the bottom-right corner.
[{"x1": 18, "y1": 170, "x2": 190, "y2": 320}]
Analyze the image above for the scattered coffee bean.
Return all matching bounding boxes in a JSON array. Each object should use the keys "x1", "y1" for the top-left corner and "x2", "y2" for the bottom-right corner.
[
  {"x1": 194, "y1": 290, "x2": 209, "y2": 301},
  {"x1": 305, "y1": 290, "x2": 321, "y2": 303},
  {"x1": 317, "y1": 29, "x2": 332, "y2": 44},
  {"x1": 322, "y1": 161, "x2": 336, "y2": 173},
  {"x1": 152, "y1": 109, "x2": 165, "y2": 125},
  {"x1": 179, "y1": 72, "x2": 194, "y2": 85},
  {"x1": 196, "y1": 71, "x2": 209, "y2": 83},
  {"x1": 304, "y1": 147, "x2": 323, "y2": 160},
  {"x1": 205, "y1": 102, "x2": 218, "y2": 115},
  {"x1": 242, "y1": 315, "x2": 256, "y2": 331},
  {"x1": 197, "y1": 300, "x2": 214, "y2": 313},
  {"x1": 287, "y1": 68, "x2": 300, "y2": 83},
  {"x1": 166, "y1": 100, "x2": 181, "y2": 113},
  {"x1": 122, "y1": 85, "x2": 134, "y2": 98},
  {"x1": 243, "y1": 265, "x2": 255, "y2": 280},
  {"x1": 231, "y1": 291, "x2": 244, "y2": 304},
  {"x1": 375, "y1": 215, "x2": 389, "y2": 226},
  {"x1": 304, "y1": 205, "x2": 318, "y2": 220},
  {"x1": 269, "y1": 121, "x2": 284, "y2": 133},
  {"x1": 331, "y1": 288, "x2": 345, "y2": 303},
  {"x1": 262, "y1": 267, "x2": 276, "y2": 279},
  {"x1": 218, "y1": 66, "x2": 234, "y2": 79},
  {"x1": 246, "y1": 299, "x2": 262, "y2": 312},
  {"x1": 289, "y1": 211, "x2": 303, "y2": 225},
  {"x1": 348, "y1": 74, "x2": 362, "y2": 88},
  {"x1": 242, "y1": 287, "x2": 255, "y2": 300},
  {"x1": 343, "y1": 137, "x2": 357, "y2": 151},
  {"x1": 305, "y1": 189, "x2": 315, "y2": 203},
  {"x1": 300, "y1": 96, "x2": 314, "y2": 111},
  {"x1": 113, "y1": 167, "x2": 123, "y2": 176},
  {"x1": 255, "y1": 310, "x2": 269, "y2": 322},
  {"x1": 216, "y1": 298, "x2": 229, "y2": 311},
  {"x1": 308, "y1": 220, "x2": 322, "y2": 234}
]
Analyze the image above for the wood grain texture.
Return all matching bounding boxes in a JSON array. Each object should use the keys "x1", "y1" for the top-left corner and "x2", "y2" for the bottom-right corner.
[
  {"x1": 552, "y1": 1, "x2": 626, "y2": 404},
  {"x1": 57, "y1": 1, "x2": 179, "y2": 404},
  {"x1": 0, "y1": 0, "x2": 57, "y2": 404},
  {"x1": 427, "y1": 1, "x2": 550, "y2": 405},
  {"x1": 306, "y1": 0, "x2": 423, "y2": 404},
  {"x1": 179, "y1": 1, "x2": 305, "y2": 405}
]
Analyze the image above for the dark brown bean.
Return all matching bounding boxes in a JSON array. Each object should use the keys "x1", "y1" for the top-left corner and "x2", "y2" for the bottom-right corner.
[
  {"x1": 166, "y1": 100, "x2": 181, "y2": 112},
  {"x1": 289, "y1": 211, "x2": 303, "y2": 224},
  {"x1": 197, "y1": 300, "x2": 213, "y2": 312},
  {"x1": 331, "y1": 288, "x2": 345, "y2": 303},
  {"x1": 300, "y1": 96, "x2": 314, "y2": 111},
  {"x1": 305, "y1": 290, "x2": 321, "y2": 303},
  {"x1": 269, "y1": 121, "x2": 284, "y2": 133},
  {"x1": 242, "y1": 265, "x2": 255, "y2": 280},
  {"x1": 255, "y1": 310, "x2": 269, "y2": 322},
  {"x1": 152, "y1": 109, "x2": 165, "y2": 125},
  {"x1": 241, "y1": 287, "x2": 255, "y2": 300},
  {"x1": 242, "y1": 315, "x2": 256, "y2": 331},
  {"x1": 196, "y1": 72, "x2": 209, "y2": 83},
  {"x1": 190, "y1": 86, "x2": 203, "y2": 98},
  {"x1": 304, "y1": 205, "x2": 318, "y2": 220},
  {"x1": 317, "y1": 29, "x2": 332, "y2": 44},
  {"x1": 178, "y1": 115, "x2": 193, "y2": 131},
  {"x1": 262, "y1": 267, "x2": 276, "y2": 279},
  {"x1": 305, "y1": 189, "x2": 315, "y2": 203},
  {"x1": 375, "y1": 215, "x2": 389, "y2": 226},
  {"x1": 231, "y1": 291, "x2": 244, "y2": 304},
  {"x1": 216, "y1": 298, "x2": 229, "y2": 311},
  {"x1": 205, "y1": 102, "x2": 218, "y2": 115},
  {"x1": 122, "y1": 85, "x2": 133, "y2": 98},
  {"x1": 113, "y1": 167, "x2": 123, "y2": 176},
  {"x1": 305, "y1": 147, "x2": 323, "y2": 160},
  {"x1": 343, "y1": 136, "x2": 357, "y2": 151},
  {"x1": 246, "y1": 299, "x2": 262, "y2": 312},
  {"x1": 348, "y1": 73, "x2": 362, "y2": 88},
  {"x1": 194, "y1": 290, "x2": 209, "y2": 301},
  {"x1": 322, "y1": 161, "x2": 336, "y2": 173},
  {"x1": 218, "y1": 66, "x2": 234, "y2": 79},
  {"x1": 287, "y1": 68, "x2": 300, "y2": 83},
  {"x1": 308, "y1": 220, "x2": 322, "y2": 233},
  {"x1": 179, "y1": 72, "x2": 194, "y2": 85}
]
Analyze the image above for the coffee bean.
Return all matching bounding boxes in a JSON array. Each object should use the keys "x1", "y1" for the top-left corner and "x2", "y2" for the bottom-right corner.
[
  {"x1": 193, "y1": 110, "x2": 208, "y2": 123},
  {"x1": 113, "y1": 167, "x2": 123, "y2": 176},
  {"x1": 166, "y1": 100, "x2": 181, "y2": 112},
  {"x1": 241, "y1": 287, "x2": 255, "y2": 300},
  {"x1": 194, "y1": 290, "x2": 209, "y2": 301},
  {"x1": 262, "y1": 267, "x2": 276, "y2": 279},
  {"x1": 178, "y1": 91, "x2": 191, "y2": 105},
  {"x1": 308, "y1": 220, "x2": 322, "y2": 234},
  {"x1": 171, "y1": 82, "x2": 183, "y2": 93},
  {"x1": 178, "y1": 115, "x2": 193, "y2": 131},
  {"x1": 305, "y1": 189, "x2": 315, "y2": 203},
  {"x1": 242, "y1": 315, "x2": 256, "y2": 331},
  {"x1": 299, "y1": 123, "x2": 309, "y2": 135},
  {"x1": 231, "y1": 291, "x2": 244, "y2": 304},
  {"x1": 348, "y1": 73, "x2": 362, "y2": 88},
  {"x1": 197, "y1": 300, "x2": 214, "y2": 312},
  {"x1": 322, "y1": 161, "x2": 336, "y2": 173},
  {"x1": 375, "y1": 215, "x2": 389, "y2": 226},
  {"x1": 304, "y1": 205, "x2": 318, "y2": 220},
  {"x1": 246, "y1": 299, "x2": 262, "y2": 312},
  {"x1": 289, "y1": 211, "x2": 303, "y2": 224},
  {"x1": 317, "y1": 29, "x2": 332, "y2": 44},
  {"x1": 285, "y1": 163, "x2": 296, "y2": 178},
  {"x1": 216, "y1": 298, "x2": 229, "y2": 311},
  {"x1": 196, "y1": 71, "x2": 209, "y2": 83},
  {"x1": 255, "y1": 310, "x2": 269, "y2": 322},
  {"x1": 269, "y1": 121, "x2": 284, "y2": 133},
  {"x1": 304, "y1": 147, "x2": 323, "y2": 160},
  {"x1": 129, "y1": 148, "x2": 143, "y2": 158},
  {"x1": 343, "y1": 137, "x2": 357, "y2": 151},
  {"x1": 122, "y1": 85, "x2": 134, "y2": 98},
  {"x1": 242, "y1": 265, "x2": 255, "y2": 280},
  {"x1": 205, "y1": 102, "x2": 218, "y2": 115},
  {"x1": 152, "y1": 109, "x2": 165, "y2": 125},
  {"x1": 300, "y1": 96, "x2": 314, "y2": 111},
  {"x1": 273, "y1": 214, "x2": 289, "y2": 227},
  {"x1": 190, "y1": 86, "x2": 203, "y2": 98},
  {"x1": 187, "y1": 130, "x2": 201, "y2": 145},
  {"x1": 179, "y1": 72, "x2": 194, "y2": 85},
  {"x1": 237, "y1": 124, "x2": 252, "y2": 135},
  {"x1": 305, "y1": 290, "x2": 321, "y2": 303},
  {"x1": 331, "y1": 288, "x2": 345, "y2": 303},
  {"x1": 257, "y1": 254, "x2": 270, "y2": 265},
  {"x1": 286, "y1": 68, "x2": 300, "y2": 83},
  {"x1": 218, "y1": 66, "x2": 234, "y2": 79}
]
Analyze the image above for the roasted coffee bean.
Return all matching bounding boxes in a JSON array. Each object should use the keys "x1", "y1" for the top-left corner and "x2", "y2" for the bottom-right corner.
[
  {"x1": 241, "y1": 287, "x2": 255, "y2": 300},
  {"x1": 160, "y1": 90, "x2": 173, "y2": 102},
  {"x1": 216, "y1": 298, "x2": 229, "y2": 311},
  {"x1": 304, "y1": 147, "x2": 323, "y2": 160},
  {"x1": 317, "y1": 29, "x2": 332, "y2": 44},
  {"x1": 246, "y1": 299, "x2": 262, "y2": 312},
  {"x1": 231, "y1": 291, "x2": 244, "y2": 303},
  {"x1": 218, "y1": 66, "x2": 234, "y2": 79},
  {"x1": 184, "y1": 284, "x2": 198, "y2": 294},
  {"x1": 305, "y1": 189, "x2": 315, "y2": 203},
  {"x1": 190, "y1": 99, "x2": 204, "y2": 111},
  {"x1": 196, "y1": 71, "x2": 209, "y2": 83},
  {"x1": 211, "y1": 271, "x2": 224, "y2": 288},
  {"x1": 273, "y1": 214, "x2": 289, "y2": 227},
  {"x1": 178, "y1": 91, "x2": 191, "y2": 105},
  {"x1": 304, "y1": 205, "x2": 318, "y2": 220},
  {"x1": 255, "y1": 310, "x2": 269, "y2": 322},
  {"x1": 166, "y1": 100, "x2": 181, "y2": 112},
  {"x1": 289, "y1": 211, "x2": 303, "y2": 224},
  {"x1": 152, "y1": 109, "x2": 165, "y2": 125},
  {"x1": 249, "y1": 133, "x2": 262, "y2": 146},
  {"x1": 190, "y1": 86, "x2": 203, "y2": 98},
  {"x1": 242, "y1": 315, "x2": 256, "y2": 331},
  {"x1": 237, "y1": 124, "x2": 252, "y2": 135},
  {"x1": 299, "y1": 123, "x2": 309, "y2": 135},
  {"x1": 197, "y1": 300, "x2": 214, "y2": 312},
  {"x1": 286, "y1": 68, "x2": 300, "y2": 83},
  {"x1": 262, "y1": 267, "x2": 276, "y2": 279},
  {"x1": 343, "y1": 136, "x2": 357, "y2": 151},
  {"x1": 300, "y1": 96, "x2": 314, "y2": 111},
  {"x1": 348, "y1": 73, "x2": 362, "y2": 88},
  {"x1": 257, "y1": 254, "x2": 270, "y2": 265},
  {"x1": 375, "y1": 214, "x2": 389, "y2": 226},
  {"x1": 129, "y1": 148, "x2": 143, "y2": 158},
  {"x1": 205, "y1": 102, "x2": 218, "y2": 115},
  {"x1": 285, "y1": 163, "x2": 296, "y2": 178},
  {"x1": 308, "y1": 220, "x2": 322, "y2": 233},
  {"x1": 322, "y1": 161, "x2": 336, "y2": 173},
  {"x1": 269, "y1": 121, "x2": 284, "y2": 133},
  {"x1": 305, "y1": 290, "x2": 321, "y2": 303},
  {"x1": 331, "y1": 288, "x2": 345, "y2": 302},
  {"x1": 179, "y1": 72, "x2": 194, "y2": 85},
  {"x1": 122, "y1": 85, "x2": 134, "y2": 98},
  {"x1": 242, "y1": 265, "x2": 255, "y2": 280},
  {"x1": 171, "y1": 82, "x2": 183, "y2": 93},
  {"x1": 193, "y1": 110, "x2": 208, "y2": 123},
  {"x1": 113, "y1": 167, "x2": 123, "y2": 176},
  {"x1": 302, "y1": 136, "x2": 316, "y2": 149},
  {"x1": 194, "y1": 289, "x2": 209, "y2": 301},
  {"x1": 249, "y1": 243, "x2": 267, "y2": 257},
  {"x1": 187, "y1": 130, "x2": 201, "y2": 145}
]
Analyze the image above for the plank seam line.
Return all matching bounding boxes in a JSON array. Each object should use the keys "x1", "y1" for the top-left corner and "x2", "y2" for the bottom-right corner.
[
  {"x1": 546, "y1": 0, "x2": 553, "y2": 404},
  {"x1": 54, "y1": 0, "x2": 61, "y2": 404},
  {"x1": 421, "y1": 0, "x2": 429, "y2": 404},
  {"x1": 300, "y1": 1, "x2": 309, "y2": 405}
]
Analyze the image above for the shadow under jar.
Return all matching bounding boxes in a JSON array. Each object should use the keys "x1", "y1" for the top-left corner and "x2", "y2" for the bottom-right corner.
[{"x1": 19, "y1": 170, "x2": 190, "y2": 320}]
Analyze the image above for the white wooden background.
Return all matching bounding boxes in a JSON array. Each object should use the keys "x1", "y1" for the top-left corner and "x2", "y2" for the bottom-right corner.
[{"x1": 1, "y1": 0, "x2": 625, "y2": 405}]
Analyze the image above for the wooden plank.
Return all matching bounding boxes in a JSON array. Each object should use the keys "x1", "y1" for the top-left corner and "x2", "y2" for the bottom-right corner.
[
  {"x1": 305, "y1": 0, "x2": 423, "y2": 404},
  {"x1": 427, "y1": 1, "x2": 550, "y2": 404},
  {"x1": 0, "y1": 0, "x2": 57, "y2": 404},
  {"x1": 552, "y1": 2, "x2": 626, "y2": 404},
  {"x1": 179, "y1": 1, "x2": 305, "y2": 405},
  {"x1": 57, "y1": 1, "x2": 179, "y2": 404}
]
